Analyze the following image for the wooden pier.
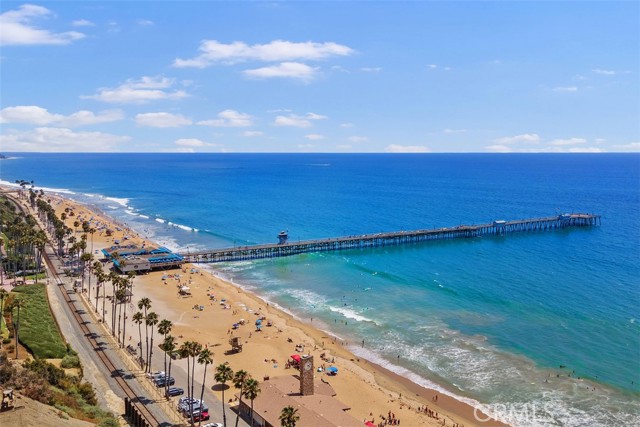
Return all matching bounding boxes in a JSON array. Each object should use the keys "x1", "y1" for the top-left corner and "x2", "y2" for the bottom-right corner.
[{"x1": 179, "y1": 213, "x2": 601, "y2": 264}]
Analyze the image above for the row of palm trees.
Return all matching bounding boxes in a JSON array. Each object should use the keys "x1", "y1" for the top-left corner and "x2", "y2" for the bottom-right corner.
[
  {"x1": 20, "y1": 189, "x2": 301, "y2": 427},
  {"x1": 0, "y1": 197, "x2": 48, "y2": 285}
]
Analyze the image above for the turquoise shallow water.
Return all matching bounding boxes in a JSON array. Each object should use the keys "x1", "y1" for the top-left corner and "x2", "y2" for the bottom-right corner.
[{"x1": 1, "y1": 153, "x2": 638, "y2": 426}]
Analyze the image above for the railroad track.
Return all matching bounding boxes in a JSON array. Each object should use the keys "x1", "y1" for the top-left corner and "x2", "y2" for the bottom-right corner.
[{"x1": 43, "y1": 243, "x2": 162, "y2": 427}]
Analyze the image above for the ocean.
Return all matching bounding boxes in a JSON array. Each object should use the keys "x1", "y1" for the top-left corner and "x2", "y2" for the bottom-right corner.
[{"x1": 1, "y1": 153, "x2": 638, "y2": 426}]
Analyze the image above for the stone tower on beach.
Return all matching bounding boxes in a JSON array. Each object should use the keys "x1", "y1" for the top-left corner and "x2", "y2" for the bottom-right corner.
[{"x1": 299, "y1": 355, "x2": 314, "y2": 396}]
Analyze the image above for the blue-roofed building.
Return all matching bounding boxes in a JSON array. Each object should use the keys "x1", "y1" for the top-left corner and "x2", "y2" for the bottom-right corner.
[{"x1": 102, "y1": 244, "x2": 184, "y2": 273}]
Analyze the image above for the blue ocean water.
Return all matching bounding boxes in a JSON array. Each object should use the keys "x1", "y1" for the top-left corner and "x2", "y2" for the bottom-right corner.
[{"x1": 1, "y1": 153, "x2": 638, "y2": 426}]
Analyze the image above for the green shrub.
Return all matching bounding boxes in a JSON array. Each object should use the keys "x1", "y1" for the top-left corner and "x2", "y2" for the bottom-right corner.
[
  {"x1": 98, "y1": 417, "x2": 120, "y2": 427},
  {"x1": 76, "y1": 382, "x2": 97, "y2": 406},
  {"x1": 60, "y1": 354, "x2": 80, "y2": 369}
]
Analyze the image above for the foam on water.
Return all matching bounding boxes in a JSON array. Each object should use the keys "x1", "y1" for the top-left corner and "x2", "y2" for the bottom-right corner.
[
  {"x1": 327, "y1": 305, "x2": 377, "y2": 324},
  {"x1": 104, "y1": 196, "x2": 129, "y2": 207}
]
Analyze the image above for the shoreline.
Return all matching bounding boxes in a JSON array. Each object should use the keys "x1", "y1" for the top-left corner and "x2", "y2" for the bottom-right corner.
[{"x1": 3, "y1": 184, "x2": 506, "y2": 427}]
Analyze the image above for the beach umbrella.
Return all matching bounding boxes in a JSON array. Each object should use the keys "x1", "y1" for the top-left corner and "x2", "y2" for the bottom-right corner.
[
  {"x1": 365, "y1": 422, "x2": 376, "y2": 427},
  {"x1": 327, "y1": 366, "x2": 338, "y2": 373},
  {"x1": 255, "y1": 319, "x2": 263, "y2": 325},
  {"x1": 290, "y1": 354, "x2": 301, "y2": 363}
]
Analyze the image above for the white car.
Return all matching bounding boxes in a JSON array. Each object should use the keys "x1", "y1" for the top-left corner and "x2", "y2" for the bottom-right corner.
[
  {"x1": 147, "y1": 371, "x2": 165, "y2": 380},
  {"x1": 202, "y1": 423, "x2": 223, "y2": 427}
]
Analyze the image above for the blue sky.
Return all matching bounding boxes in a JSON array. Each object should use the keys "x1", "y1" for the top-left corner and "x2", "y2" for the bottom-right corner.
[{"x1": 1, "y1": 1, "x2": 638, "y2": 153}]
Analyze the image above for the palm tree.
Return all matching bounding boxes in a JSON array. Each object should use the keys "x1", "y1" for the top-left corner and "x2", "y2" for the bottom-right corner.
[
  {"x1": 214, "y1": 363, "x2": 234, "y2": 427},
  {"x1": 233, "y1": 370, "x2": 250, "y2": 427},
  {"x1": 189, "y1": 342, "x2": 203, "y2": 427},
  {"x1": 146, "y1": 312, "x2": 159, "y2": 374},
  {"x1": 137, "y1": 297, "x2": 152, "y2": 371},
  {"x1": 160, "y1": 335, "x2": 176, "y2": 397},
  {"x1": 197, "y1": 348, "x2": 214, "y2": 426},
  {"x1": 157, "y1": 319, "x2": 173, "y2": 389},
  {"x1": 10, "y1": 297, "x2": 25, "y2": 359},
  {"x1": 179, "y1": 341, "x2": 202, "y2": 427},
  {"x1": 80, "y1": 252, "x2": 93, "y2": 292},
  {"x1": 133, "y1": 311, "x2": 144, "y2": 367},
  {"x1": 115, "y1": 284, "x2": 126, "y2": 346},
  {"x1": 242, "y1": 378, "x2": 261, "y2": 427},
  {"x1": 92, "y1": 261, "x2": 103, "y2": 312},
  {"x1": 279, "y1": 406, "x2": 299, "y2": 427}
]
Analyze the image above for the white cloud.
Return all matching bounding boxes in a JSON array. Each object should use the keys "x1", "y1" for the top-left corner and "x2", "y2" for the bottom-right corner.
[
  {"x1": 242, "y1": 131, "x2": 264, "y2": 137},
  {"x1": 361, "y1": 67, "x2": 381, "y2": 72},
  {"x1": 494, "y1": 133, "x2": 540, "y2": 144},
  {"x1": 297, "y1": 144, "x2": 314, "y2": 149},
  {"x1": 198, "y1": 110, "x2": 253, "y2": 127},
  {"x1": 443, "y1": 128, "x2": 466, "y2": 134},
  {"x1": 136, "y1": 112, "x2": 192, "y2": 128},
  {"x1": 385, "y1": 144, "x2": 430, "y2": 153},
  {"x1": 592, "y1": 69, "x2": 616, "y2": 75},
  {"x1": 427, "y1": 64, "x2": 438, "y2": 69},
  {"x1": 612, "y1": 142, "x2": 640, "y2": 152},
  {"x1": 174, "y1": 39, "x2": 354, "y2": 68},
  {"x1": 0, "y1": 127, "x2": 129, "y2": 152},
  {"x1": 340, "y1": 123, "x2": 353, "y2": 128},
  {"x1": 243, "y1": 62, "x2": 318, "y2": 81},
  {"x1": 484, "y1": 144, "x2": 512, "y2": 153},
  {"x1": 137, "y1": 19, "x2": 154, "y2": 26},
  {"x1": 549, "y1": 138, "x2": 586, "y2": 146},
  {"x1": 82, "y1": 76, "x2": 189, "y2": 104},
  {"x1": 72, "y1": 19, "x2": 95, "y2": 27},
  {"x1": 274, "y1": 115, "x2": 311, "y2": 128},
  {"x1": 305, "y1": 112, "x2": 327, "y2": 120},
  {"x1": 273, "y1": 112, "x2": 326, "y2": 128},
  {"x1": 348, "y1": 136, "x2": 369, "y2": 143},
  {"x1": 336, "y1": 144, "x2": 352, "y2": 150},
  {"x1": 175, "y1": 138, "x2": 205, "y2": 147},
  {"x1": 0, "y1": 4, "x2": 85, "y2": 46},
  {"x1": 305, "y1": 134, "x2": 325, "y2": 140},
  {"x1": 553, "y1": 86, "x2": 578, "y2": 92},
  {"x1": 0, "y1": 105, "x2": 123, "y2": 127}
]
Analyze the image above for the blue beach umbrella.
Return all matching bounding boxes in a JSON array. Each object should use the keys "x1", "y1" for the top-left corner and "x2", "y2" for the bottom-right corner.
[{"x1": 327, "y1": 366, "x2": 338, "y2": 373}]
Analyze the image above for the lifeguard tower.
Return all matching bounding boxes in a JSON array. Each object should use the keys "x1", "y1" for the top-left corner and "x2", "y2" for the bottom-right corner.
[
  {"x1": 229, "y1": 336, "x2": 243, "y2": 353},
  {"x1": 278, "y1": 231, "x2": 289, "y2": 245},
  {"x1": 1, "y1": 389, "x2": 14, "y2": 412}
]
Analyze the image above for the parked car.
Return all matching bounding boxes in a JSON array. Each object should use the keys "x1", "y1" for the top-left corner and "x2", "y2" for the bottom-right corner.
[
  {"x1": 165, "y1": 387, "x2": 184, "y2": 397},
  {"x1": 147, "y1": 370, "x2": 165, "y2": 380},
  {"x1": 181, "y1": 402, "x2": 208, "y2": 417},
  {"x1": 178, "y1": 397, "x2": 199, "y2": 411},
  {"x1": 178, "y1": 398, "x2": 204, "y2": 412},
  {"x1": 192, "y1": 411, "x2": 210, "y2": 422},
  {"x1": 154, "y1": 376, "x2": 175, "y2": 387},
  {"x1": 202, "y1": 423, "x2": 223, "y2": 427}
]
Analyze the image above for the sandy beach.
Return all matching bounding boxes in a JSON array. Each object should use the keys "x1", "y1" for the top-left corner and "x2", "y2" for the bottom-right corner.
[{"x1": 10, "y1": 187, "x2": 506, "y2": 427}]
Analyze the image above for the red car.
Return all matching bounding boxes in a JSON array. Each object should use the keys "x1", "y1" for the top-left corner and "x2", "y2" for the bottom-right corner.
[{"x1": 192, "y1": 411, "x2": 210, "y2": 422}]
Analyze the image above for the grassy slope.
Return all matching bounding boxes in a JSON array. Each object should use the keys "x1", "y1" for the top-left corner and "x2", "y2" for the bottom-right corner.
[{"x1": 12, "y1": 284, "x2": 67, "y2": 358}]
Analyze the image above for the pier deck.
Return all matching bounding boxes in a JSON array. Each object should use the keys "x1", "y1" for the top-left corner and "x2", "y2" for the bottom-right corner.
[{"x1": 179, "y1": 213, "x2": 600, "y2": 264}]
